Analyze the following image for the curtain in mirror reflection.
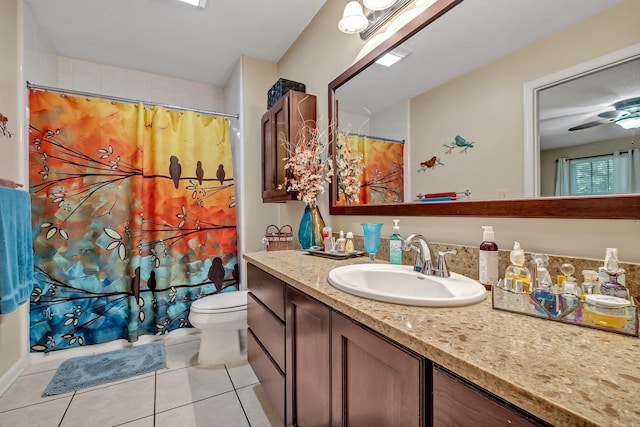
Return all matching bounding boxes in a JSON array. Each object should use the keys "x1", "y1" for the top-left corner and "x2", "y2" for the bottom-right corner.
[
  {"x1": 336, "y1": 133, "x2": 404, "y2": 205},
  {"x1": 555, "y1": 148, "x2": 640, "y2": 196}
]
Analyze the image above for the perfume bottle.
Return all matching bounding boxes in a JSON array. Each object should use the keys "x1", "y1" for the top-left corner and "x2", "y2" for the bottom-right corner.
[{"x1": 599, "y1": 248, "x2": 628, "y2": 299}]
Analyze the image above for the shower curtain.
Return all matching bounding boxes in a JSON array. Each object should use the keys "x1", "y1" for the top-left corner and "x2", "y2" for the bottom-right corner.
[
  {"x1": 337, "y1": 133, "x2": 404, "y2": 204},
  {"x1": 28, "y1": 89, "x2": 238, "y2": 353}
]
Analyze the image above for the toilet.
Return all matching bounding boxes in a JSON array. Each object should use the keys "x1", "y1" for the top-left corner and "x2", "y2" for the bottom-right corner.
[{"x1": 188, "y1": 290, "x2": 248, "y2": 366}]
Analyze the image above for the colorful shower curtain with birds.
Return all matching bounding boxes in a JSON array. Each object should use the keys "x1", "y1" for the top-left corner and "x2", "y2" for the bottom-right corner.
[
  {"x1": 336, "y1": 133, "x2": 404, "y2": 204},
  {"x1": 28, "y1": 89, "x2": 238, "y2": 353}
]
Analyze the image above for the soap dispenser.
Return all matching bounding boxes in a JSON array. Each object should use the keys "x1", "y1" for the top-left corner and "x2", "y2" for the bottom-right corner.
[
  {"x1": 389, "y1": 219, "x2": 403, "y2": 265},
  {"x1": 479, "y1": 226, "x2": 498, "y2": 288},
  {"x1": 505, "y1": 242, "x2": 531, "y2": 292}
]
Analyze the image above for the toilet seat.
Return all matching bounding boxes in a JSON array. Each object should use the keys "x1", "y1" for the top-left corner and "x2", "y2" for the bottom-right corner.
[{"x1": 191, "y1": 290, "x2": 248, "y2": 314}]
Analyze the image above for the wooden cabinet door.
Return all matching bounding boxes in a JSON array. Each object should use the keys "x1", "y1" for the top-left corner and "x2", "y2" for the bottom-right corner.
[
  {"x1": 286, "y1": 286, "x2": 331, "y2": 427},
  {"x1": 261, "y1": 90, "x2": 315, "y2": 203},
  {"x1": 432, "y1": 365, "x2": 549, "y2": 427},
  {"x1": 331, "y1": 311, "x2": 424, "y2": 427}
]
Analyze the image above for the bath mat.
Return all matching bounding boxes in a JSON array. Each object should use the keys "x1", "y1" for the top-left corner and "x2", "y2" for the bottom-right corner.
[{"x1": 42, "y1": 341, "x2": 166, "y2": 397}]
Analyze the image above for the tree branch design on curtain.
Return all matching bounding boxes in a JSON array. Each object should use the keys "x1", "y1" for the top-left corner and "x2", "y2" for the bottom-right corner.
[
  {"x1": 28, "y1": 90, "x2": 238, "y2": 353},
  {"x1": 336, "y1": 133, "x2": 404, "y2": 205}
]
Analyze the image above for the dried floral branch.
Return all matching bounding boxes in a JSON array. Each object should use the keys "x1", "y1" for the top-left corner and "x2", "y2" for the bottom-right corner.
[{"x1": 278, "y1": 119, "x2": 333, "y2": 207}]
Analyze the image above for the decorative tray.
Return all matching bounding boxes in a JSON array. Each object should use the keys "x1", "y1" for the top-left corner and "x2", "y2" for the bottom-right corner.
[{"x1": 306, "y1": 249, "x2": 364, "y2": 259}]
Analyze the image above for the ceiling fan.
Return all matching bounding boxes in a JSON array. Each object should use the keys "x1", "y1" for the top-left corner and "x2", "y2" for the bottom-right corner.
[{"x1": 568, "y1": 96, "x2": 640, "y2": 131}]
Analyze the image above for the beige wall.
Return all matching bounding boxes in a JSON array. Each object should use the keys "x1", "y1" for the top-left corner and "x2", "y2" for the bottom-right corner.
[
  {"x1": 0, "y1": 0, "x2": 28, "y2": 392},
  {"x1": 276, "y1": 0, "x2": 640, "y2": 263}
]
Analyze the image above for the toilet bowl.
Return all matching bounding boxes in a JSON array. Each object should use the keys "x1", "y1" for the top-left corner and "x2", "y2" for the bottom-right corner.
[{"x1": 188, "y1": 290, "x2": 248, "y2": 366}]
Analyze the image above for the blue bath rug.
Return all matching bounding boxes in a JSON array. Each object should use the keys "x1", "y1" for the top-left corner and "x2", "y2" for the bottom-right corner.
[{"x1": 42, "y1": 341, "x2": 166, "y2": 397}]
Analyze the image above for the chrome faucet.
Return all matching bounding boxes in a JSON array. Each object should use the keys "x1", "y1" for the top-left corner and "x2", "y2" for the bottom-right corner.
[
  {"x1": 402, "y1": 234, "x2": 457, "y2": 278},
  {"x1": 402, "y1": 234, "x2": 433, "y2": 275},
  {"x1": 435, "y1": 249, "x2": 457, "y2": 278}
]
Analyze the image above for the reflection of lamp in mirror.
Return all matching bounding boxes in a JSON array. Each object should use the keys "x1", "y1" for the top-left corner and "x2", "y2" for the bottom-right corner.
[{"x1": 616, "y1": 116, "x2": 640, "y2": 129}]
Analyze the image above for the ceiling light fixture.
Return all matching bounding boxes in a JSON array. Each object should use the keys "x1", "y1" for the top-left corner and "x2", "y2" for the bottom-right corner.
[
  {"x1": 363, "y1": 0, "x2": 396, "y2": 11},
  {"x1": 177, "y1": 0, "x2": 207, "y2": 8},
  {"x1": 338, "y1": 1, "x2": 369, "y2": 34},
  {"x1": 339, "y1": 0, "x2": 412, "y2": 39},
  {"x1": 616, "y1": 116, "x2": 640, "y2": 130}
]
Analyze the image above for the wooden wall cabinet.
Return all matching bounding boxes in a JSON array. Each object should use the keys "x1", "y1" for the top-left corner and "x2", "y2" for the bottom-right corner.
[{"x1": 261, "y1": 90, "x2": 316, "y2": 203}]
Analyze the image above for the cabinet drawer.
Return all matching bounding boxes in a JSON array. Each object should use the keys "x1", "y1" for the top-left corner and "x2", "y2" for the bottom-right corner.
[
  {"x1": 247, "y1": 264, "x2": 285, "y2": 321},
  {"x1": 248, "y1": 329, "x2": 285, "y2": 424},
  {"x1": 432, "y1": 365, "x2": 548, "y2": 426},
  {"x1": 248, "y1": 292, "x2": 285, "y2": 371}
]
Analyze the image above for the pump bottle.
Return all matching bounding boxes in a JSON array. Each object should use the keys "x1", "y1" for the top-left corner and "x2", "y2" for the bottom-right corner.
[
  {"x1": 479, "y1": 226, "x2": 498, "y2": 288},
  {"x1": 389, "y1": 219, "x2": 403, "y2": 265}
]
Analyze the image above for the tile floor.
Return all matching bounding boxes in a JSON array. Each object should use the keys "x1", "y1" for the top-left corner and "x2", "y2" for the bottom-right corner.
[{"x1": 0, "y1": 332, "x2": 283, "y2": 427}]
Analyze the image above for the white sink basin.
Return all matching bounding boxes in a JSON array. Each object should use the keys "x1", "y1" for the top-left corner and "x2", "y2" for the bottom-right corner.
[{"x1": 327, "y1": 264, "x2": 487, "y2": 307}]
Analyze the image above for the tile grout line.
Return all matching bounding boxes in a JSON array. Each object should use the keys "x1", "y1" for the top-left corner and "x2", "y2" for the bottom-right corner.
[
  {"x1": 153, "y1": 370, "x2": 157, "y2": 427},
  {"x1": 225, "y1": 365, "x2": 252, "y2": 426},
  {"x1": 57, "y1": 391, "x2": 75, "y2": 427}
]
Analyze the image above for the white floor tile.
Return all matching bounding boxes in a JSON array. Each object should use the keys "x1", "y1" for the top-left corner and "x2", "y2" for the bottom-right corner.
[
  {"x1": 237, "y1": 384, "x2": 284, "y2": 427},
  {"x1": 155, "y1": 365, "x2": 234, "y2": 413},
  {"x1": 22, "y1": 357, "x2": 65, "y2": 376},
  {"x1": 0, "y1": 370, "x2": 72, "y2": 412},
  {"x1": 163, "y1": 340, "x2": 200, "y2": 370},
  {"x1": 60, "y1": 376, "x2": 155, "y2": 426},
  {"x1": 155, "y1": 391, "x2": 250, "y2": 427},
  {"x1": 0, "y1": 397, "x2": 71, "y2": 427},
  {"x1": 163, "y1": 328, "x2": 201, "y2": 347},
  {"x1": 114, "y1": 416, "x2": 154, "y2": 427},
  {"x1": 226, "y1": 361, "x2": 259, "y2": 389}
]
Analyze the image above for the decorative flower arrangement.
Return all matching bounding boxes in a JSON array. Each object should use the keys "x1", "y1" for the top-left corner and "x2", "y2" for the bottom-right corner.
[
  {"x1": 335, "y1": 132, "x2": 364, "y2": 204},
  {"x1": 279, "y1": 121, "x2": 333, "y2": 207}
]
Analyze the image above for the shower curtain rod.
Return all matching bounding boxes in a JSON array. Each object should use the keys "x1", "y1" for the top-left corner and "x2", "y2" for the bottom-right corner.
[{"x1": 26, "y1": 82, "x2": 239, "y2": 120}]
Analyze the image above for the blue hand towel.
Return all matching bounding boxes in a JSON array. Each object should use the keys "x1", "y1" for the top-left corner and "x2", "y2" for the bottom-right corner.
[{"x1": 0, "y1": 187, "x2": 34, "y2": 314}]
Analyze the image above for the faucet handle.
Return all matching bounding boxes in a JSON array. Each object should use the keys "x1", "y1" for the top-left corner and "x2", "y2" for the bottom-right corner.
[{"x1": 436, "y1": 249, "x2": 457, "y2": 278}]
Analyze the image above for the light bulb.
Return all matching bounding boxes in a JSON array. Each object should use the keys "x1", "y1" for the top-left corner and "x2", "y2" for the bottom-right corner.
[{"x1": 338, "y1": 1, "x2": 369, "y2": 34}]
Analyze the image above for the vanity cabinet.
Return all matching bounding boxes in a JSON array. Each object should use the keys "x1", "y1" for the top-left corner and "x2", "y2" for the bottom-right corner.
[
  {"x1": 247, "y1": 264, "x2": 286, "y2": 422},
  {"x1": 432, "y1": 365, "x2": 549, "y2": 427},
  {"x1": 285, "y1": 286, "x2": 331, "y2": 427},
  {"x1": 261, "y1": 90, "x2": 316, "y2": 203},
  {"x1": 331, "y1": 311, "x2": 424, "y2": 427}
]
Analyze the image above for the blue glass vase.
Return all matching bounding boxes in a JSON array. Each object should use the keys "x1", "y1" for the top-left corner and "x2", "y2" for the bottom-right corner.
[{"x1": 298, "y1": 205, "x2": 325, "y2": 249}]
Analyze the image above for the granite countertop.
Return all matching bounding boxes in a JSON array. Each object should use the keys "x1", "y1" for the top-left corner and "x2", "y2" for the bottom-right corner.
[{"x1": 244, "y1": 250, "x2": 640, "y2": 427}]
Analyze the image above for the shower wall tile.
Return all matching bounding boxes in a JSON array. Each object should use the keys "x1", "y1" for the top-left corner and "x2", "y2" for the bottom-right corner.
[
  {"x1": 57, "y1": 57, "x2": 226, "y2": 113},
  {"x1": 70, "y1": 59, "x2": 102, "y2": 94}
]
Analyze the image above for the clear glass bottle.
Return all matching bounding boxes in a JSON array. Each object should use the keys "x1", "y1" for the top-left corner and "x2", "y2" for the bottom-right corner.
[{"x1": 505, "y1": 242, "x2": 531, "y2": 292}]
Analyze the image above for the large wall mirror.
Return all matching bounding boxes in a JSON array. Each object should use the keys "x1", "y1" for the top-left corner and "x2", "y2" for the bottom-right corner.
[{"x1": 328, "y1": 0, "x2": 640, "y2": 218}]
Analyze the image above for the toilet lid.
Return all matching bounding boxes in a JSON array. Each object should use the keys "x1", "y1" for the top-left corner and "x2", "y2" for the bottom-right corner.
[{"x1": 191, "y1": 290, "x2": 248, "y2": 312}]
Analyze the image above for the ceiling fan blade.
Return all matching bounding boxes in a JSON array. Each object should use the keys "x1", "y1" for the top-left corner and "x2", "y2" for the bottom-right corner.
[
  {"x1": 598, "y1": 110, "x2": 630, "y2": 120},
  {"x1": 568, "y1": 119, "x2": 611, "y2": 131}
]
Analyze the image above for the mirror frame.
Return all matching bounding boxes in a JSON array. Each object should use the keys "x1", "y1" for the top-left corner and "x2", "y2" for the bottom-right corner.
[{"x1": 328, "y1": 0, "x2": 640, "y2": 219}]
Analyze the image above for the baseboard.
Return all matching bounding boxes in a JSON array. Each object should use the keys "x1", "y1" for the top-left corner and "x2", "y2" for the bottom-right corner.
[{"x1": 0, "y1": 358, "x2": 25, "y2": 397}]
